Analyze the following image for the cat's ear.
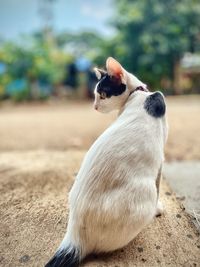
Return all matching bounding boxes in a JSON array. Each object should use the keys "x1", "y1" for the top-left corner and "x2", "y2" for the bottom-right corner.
[
  {"x1": 93, "y1": 68, "x2": 107, "y2": 80},
  {"x1": 106, "y1": 57, "x2": 125, "y2": 82}
]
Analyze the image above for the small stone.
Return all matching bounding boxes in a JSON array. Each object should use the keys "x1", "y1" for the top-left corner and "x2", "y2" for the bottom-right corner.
[
  {"x1": 19, "y1": 255, "x2": 30, "y2": 263},
  {"x1": 156, "y1": 245, "x2": 161, "y2": 250},
  {"x1": 141, "y1": 258, "x2": 146, "y2": 262},
  {"x1": 197, "y1": 245, "x2": 200, "y2": 249},
  {"x1": 165, "y1": 192, "x2": 171, "y2": 196},
  {"x1": 187, "y1": 234, "x2": 193, "y2": 239},
  {"x1": 176, "y1": 196, "x2": 186, "y2": 201},
  {"x1": 176, "y1": 214, "x2": 182, "y2": 218},
  {"x1": 137, "y1": 247, "x2": 143, "y2": 253}
]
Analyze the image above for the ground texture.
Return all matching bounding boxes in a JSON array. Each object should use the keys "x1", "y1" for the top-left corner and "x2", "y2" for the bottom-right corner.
[
  {"x1": 0, "y1": 96, "x2": 199, "y2": 161},
  {"x1": 0, "y1": 96, "x2": 200, "y2": 267}
]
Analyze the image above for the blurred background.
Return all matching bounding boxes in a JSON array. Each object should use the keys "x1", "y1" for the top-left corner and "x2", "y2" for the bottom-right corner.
[
  {"x1": 0, "y1": 0, "x2": 200, "y2": 247},
  {"x1": 0, "y1": 0, "x2": 200, "y2": 100}
]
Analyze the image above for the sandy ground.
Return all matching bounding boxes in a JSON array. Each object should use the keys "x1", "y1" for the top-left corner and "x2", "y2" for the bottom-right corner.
[
  {"x1": 0, "y1": 95, "x2": 199, "y2": 161},
  {"x1": 0, "y1": 95, "x2": 200, "y2": 266},
  {"x1": 0, "y1": 151, "x2": 199, "y2": 267}
]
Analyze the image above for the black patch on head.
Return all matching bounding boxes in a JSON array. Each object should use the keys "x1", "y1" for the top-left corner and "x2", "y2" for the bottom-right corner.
[
  {"x1": 144, "y1": 92, "x2": 166, "y2": 118},
  {"x1": 97, "y1": 74, "x2": 126, "y2": 98}
]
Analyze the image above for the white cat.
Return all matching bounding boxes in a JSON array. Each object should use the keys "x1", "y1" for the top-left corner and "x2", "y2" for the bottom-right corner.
[{"x1": 45, "y1": 57, "x2": 168, "y2": 267}]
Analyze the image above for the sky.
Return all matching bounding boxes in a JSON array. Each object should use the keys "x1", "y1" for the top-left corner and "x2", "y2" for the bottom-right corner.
[{"x1": 0, "y1": 0, "x2": 114, "y2": 40}]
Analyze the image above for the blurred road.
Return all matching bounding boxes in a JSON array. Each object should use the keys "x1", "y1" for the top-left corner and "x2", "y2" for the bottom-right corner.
[
  {"x1": 164, "y1": 161, "x2": 200, "y2": 214},
  {"x1": 0, "y1": 95, "x2": 199, "y2": 161}
]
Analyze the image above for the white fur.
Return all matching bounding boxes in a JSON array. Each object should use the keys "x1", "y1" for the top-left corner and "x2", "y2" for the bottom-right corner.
[{"x1": 58, "y1": 90, "x2": 168, "y2": 259}]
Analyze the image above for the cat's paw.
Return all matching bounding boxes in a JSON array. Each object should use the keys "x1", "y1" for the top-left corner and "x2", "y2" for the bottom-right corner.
[{"x1": 155, "y1": 200, "x2": 164, "y2": 217}]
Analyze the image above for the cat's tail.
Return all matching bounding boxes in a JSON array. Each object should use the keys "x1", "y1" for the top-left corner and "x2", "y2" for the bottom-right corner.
[{"x1": 45, "y1": 244, "x2": 81, "y2": 267}]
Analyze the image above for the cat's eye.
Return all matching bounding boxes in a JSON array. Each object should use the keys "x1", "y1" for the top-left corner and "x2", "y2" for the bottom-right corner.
[{"x1": 100, "y1": 92, "x2": 106, "y2": 100}]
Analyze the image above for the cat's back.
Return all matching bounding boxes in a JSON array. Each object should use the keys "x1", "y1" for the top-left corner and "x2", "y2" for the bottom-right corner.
[
  {"x1": 96, "y1": 90, "x2": 167, "y2": 150},
  {"x1": 117, "y1": 90, "x2": 168, "y2": 157},
  {"x1": 69, "y1": 90, "x2": 167, "y2": 213},
  {"x1": 117, "y1": 90, "x2": 167, "y2": 137},
  {"x1": 77, "y1": 90, "x2": 167, "y2": 180}
]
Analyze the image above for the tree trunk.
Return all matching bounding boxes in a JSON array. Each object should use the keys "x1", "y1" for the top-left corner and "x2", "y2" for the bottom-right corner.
[{"x1": 173, "y1": 59, "x2": 182, "y2": 94}]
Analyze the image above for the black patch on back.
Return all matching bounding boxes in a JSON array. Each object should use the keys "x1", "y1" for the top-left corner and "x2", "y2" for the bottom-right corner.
[
  {"x1": 97, "y1": 74, "x2": 126, "y2": 98},
  {"x1": 144, "y1": 92, "x2": 166, "y2": 118}
]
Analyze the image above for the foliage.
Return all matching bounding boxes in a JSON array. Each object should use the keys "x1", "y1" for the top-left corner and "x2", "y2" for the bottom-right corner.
[
  {"x1": 1, "y1": 0, "x2": 200, "y2": 99},
  {"x1": 109, "y1": 0, "x2": 200, "y2": 89},
  {"x1": 0, "y1": 36, "x2": 72, "y2": 101},
  {"x1": 55, "y1": 1, "x2": 200, "y2": 91}
]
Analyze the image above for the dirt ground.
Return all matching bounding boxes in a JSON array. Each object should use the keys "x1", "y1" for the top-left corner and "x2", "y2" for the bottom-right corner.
[
  {"x1": 0, "y1": 95, "x2": 200, "y2": 267},
  {"x1": 0, "y1": 151, "x2": 200, "y2": 267},
  {"x1": 0, "y1": 95, "x2": 199, "y2": 161}
]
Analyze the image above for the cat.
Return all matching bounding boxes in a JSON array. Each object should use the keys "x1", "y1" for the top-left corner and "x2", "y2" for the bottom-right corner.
[
  {"x1": 93, "y1": 57, "x2": 166, "y2": 213},
  {"x1": 45, "y1": 57, "x2": 168, "y2": 267}
]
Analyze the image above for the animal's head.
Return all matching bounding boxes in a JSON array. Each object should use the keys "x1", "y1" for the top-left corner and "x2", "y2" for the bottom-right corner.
[{"x1": 93, "y1": 57, "x2": 130, "y2": 113}]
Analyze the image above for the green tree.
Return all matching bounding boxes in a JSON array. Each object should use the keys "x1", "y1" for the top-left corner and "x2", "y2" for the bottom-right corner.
[
  {"x1": 0, "y1": 35, "x2": 72, "y2": 100},
  {"x1": 111, "y1": 0, "x2": 200, "y2": 92},
  {"x1": 56, "y1": 31, "x2": 104, "y2": 58}
]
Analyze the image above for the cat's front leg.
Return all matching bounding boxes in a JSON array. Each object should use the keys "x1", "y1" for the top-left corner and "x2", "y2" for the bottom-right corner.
[
  {"x1": 156, "y1": 199, "x2": 164, "y2": 216},
  {"x1": 155, "y1": 164, "x2": 164, "y2": 217}
]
